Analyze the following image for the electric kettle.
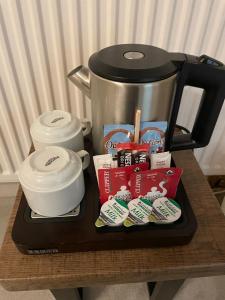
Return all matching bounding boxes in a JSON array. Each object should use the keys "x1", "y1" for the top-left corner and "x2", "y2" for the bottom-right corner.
[{"x1": 68, "y1": 44, "x2": 225, "y2": 154}]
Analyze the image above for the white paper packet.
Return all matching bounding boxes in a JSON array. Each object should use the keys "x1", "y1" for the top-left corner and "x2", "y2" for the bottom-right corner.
[
  {"x1": 93, "y1": 154, "x2": 117, "y2": 183},
  {"x1": 150, "y1": 151, "x2": 171, "y2": 169}
]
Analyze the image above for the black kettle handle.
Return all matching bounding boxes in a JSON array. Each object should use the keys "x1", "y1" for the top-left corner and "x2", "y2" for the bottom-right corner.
[{"x1": 166, "y1": 54, "x2": 225, "y2": 151}]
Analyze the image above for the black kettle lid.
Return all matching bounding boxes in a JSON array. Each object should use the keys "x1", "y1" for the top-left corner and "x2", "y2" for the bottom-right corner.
[{"x1": 88, "y1": 44, "x2": 185, "y2": 83}]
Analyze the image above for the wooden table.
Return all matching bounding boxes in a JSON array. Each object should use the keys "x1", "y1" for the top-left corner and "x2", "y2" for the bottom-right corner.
[{"x1": 1, "y1": 150, "x2": 225, "y2": 300}]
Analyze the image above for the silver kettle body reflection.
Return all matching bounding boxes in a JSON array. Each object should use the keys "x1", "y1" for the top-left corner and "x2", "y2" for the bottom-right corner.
[
  {"x1": 68, "y1": 65, "x2": 176, "y2": 154},
  {"x1": 68, "y1": 44, "x2": 225, "y2": 154}
]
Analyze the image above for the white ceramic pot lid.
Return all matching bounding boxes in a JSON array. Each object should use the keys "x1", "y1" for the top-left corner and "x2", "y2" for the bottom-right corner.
[
  {"x1": 18, "y1": 146, "x2": 82, "y2": 192},
  {"x1": 30, "y1": 110, "x2": 82, "y2": 143}
]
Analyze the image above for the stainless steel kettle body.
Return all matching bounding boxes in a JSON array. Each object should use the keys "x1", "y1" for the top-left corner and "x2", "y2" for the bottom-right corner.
[
  {"x1": 69, "y1": 66, "x2": 176, "y2": 153},
  {"x1": 91, "y1": 72, "x2": 177, "y2": 154},
  {"x1": 68, "y1": 44, "x2": 225, "y2": 154}
]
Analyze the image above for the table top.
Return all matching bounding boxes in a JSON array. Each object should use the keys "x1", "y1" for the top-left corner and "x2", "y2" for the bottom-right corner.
[{"x1": 1, "y1": 149, "x2": 225, "y2": 291}]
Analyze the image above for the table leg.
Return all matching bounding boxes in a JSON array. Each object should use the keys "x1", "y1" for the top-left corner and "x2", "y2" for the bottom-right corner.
[
  {"x1": 148, "y1": 279, "x2": 185, "y2": 300},
  {"x1": 50, "y1": 288, "x2": 81, "y2": 300}
]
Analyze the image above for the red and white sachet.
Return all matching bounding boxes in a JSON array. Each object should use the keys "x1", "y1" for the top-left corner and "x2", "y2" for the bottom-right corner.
[
  {"x1": 130, "y1": 168, "x2": 183, "y2": 201},
  {"x1": 98, "y1": 163, "x2": 149, "y2": 205}
]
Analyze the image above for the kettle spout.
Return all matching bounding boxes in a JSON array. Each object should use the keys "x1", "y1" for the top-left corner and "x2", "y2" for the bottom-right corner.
[{"x1": 67, "y1": 65, "x2": 91, "y2": 98}]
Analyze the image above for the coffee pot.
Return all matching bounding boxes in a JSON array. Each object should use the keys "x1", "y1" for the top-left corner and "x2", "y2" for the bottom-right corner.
[{"x1": 68, "y1": 44, "x2": 225, "y2": 154}]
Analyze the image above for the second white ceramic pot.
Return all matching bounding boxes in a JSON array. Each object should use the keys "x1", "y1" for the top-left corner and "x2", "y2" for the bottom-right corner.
[
  {"x1": 30, "y1": 110, "x2": 91, "y2": 152},
  {"x1": 18, "y1": 146, "x2": 90, "y2": 217}
]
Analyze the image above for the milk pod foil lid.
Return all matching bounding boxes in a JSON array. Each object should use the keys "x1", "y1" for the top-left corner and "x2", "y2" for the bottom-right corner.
[
  {"x1": 95, "y1": 198, "x2": 129, "y2": 227},
  {"x1": 124, "y1": 198, "x2": 153, "y2": 227},
  {"x1": 149, "y1": 197, "x2": 182, "y2": 224}
]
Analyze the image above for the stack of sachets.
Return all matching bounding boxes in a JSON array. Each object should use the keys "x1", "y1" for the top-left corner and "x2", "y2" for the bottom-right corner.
[{"x1": 94, "y1": 121, "x2": 183, "y2": 228}]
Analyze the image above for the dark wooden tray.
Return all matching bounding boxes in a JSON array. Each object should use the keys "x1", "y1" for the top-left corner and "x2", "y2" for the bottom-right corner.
[{"x1": 12, "y1": 143, "x2": 197, "y2": 255}]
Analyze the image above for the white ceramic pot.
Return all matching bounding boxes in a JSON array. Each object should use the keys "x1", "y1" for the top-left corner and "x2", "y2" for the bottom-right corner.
[
  {"x1": 30, "y1": 110, "x2": 91, "y2": 151},
  {"x1": 18, "y1": 146, "x2": 90, "y2": 217}
]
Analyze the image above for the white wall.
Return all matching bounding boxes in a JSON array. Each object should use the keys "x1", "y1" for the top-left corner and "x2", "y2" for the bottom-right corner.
[{"x1": 0, "y1": 0, "x2": 225, "y2": 181}]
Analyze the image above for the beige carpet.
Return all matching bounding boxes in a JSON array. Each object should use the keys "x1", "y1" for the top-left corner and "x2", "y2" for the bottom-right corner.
[
  {"x1": 83, "y1": 283, "x2": 149, "y2": 300},
  {"x1": 1, "y1": 278, "x2": 225, "y2": 300},
  {"x1": 83, "y1": 278, "x2": 225, "y2": 300},
  {"x1": 0, "y1": 285, "x2": 54, "y2": 300},
  {"x1": 1, "y1": 196, "x2": 225, "y2": 300}
]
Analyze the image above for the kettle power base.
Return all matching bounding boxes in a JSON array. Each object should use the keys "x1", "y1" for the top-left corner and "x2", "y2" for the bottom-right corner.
[{"x1": 12, "y1": 161, "x2": 197, "y2": 255}]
